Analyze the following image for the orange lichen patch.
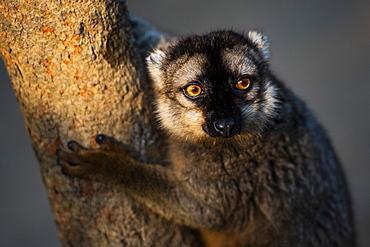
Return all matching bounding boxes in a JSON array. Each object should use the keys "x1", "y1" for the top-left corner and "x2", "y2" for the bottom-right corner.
[
  {"x1": 40, "y1": 57, "x2": 57, "y2": 78},
  {"x1": 73, "y1": 46, "x2": 81, "y2": 54},
  {"x1": 72, "y1": 70, "x2": 94, "y2": 100},
  {"x1": 63, "y1": 40, "x2": 74, "y2": 49},
  {"x1": 62, "y1": 34, "x2": 82, "y2": 56},
  {"x1": 63, "y1": 37, "x2": 73, "y2": 47},
  {"x1": 73, "y1": 70, "x2": 91, "y2": 87},
  {"x1": 63, "y1": 18, "x2": 74, "y2": 26},
  {"x1": 42, "y1": 26, "x2": 54, "y2": 35},
  {"x1": 47, "y1": 70, "x2": 55, "y2": 78},
  {"x1": 73, "y1": 70, "x2": 82, "y2": 81},
  {"x1": 80, "y1": 88, "x2": 94, "y2": 99},
  {"x1": 14, "y1": 5, "x2": 21, "y2": 11},
  {"x1": 0, "y1": 4, "x2": 5, "y2": 9},
  {"x1": 45, "y1": 10, "x2": 51, "y2": 15},
  {"x1": 72, "y1": 33, "x2": 80, "y2": 41},
  {"x1": 21, "y1": 14, "x2": 28, "y2": 22}
]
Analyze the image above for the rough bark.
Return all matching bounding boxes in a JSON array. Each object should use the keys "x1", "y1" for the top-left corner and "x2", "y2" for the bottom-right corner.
[{"x1": 0, "y1": 0, "x2": 198, "y2": 246}]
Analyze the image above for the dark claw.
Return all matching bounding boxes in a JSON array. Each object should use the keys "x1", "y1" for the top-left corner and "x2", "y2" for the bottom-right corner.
[
  {"x1": 55, "y1": 149, "x2": 62, "y2": 157},
  {"x1": 69, "y1": 162, "x2": 79, "y2": 167},
  {"x1": 67, "y1": 141, "x2": 78, "y2": 151},
  {"x1": 96, "y1": 134, "x2": 107, "y2": 144}
]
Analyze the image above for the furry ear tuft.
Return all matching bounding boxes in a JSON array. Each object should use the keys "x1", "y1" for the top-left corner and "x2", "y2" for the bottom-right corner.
[
  {"x1": 147, "y1": 49, "x2": 166, "y2": 66},
  {"x1": 146, "y1": 49, "x2": 167, "y2": 89},
  {"x1": 248, "y1": 31, "x2": 270, "y2": 60}
]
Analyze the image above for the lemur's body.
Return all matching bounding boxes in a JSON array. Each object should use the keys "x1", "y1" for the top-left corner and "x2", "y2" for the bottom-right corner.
[{"x1": 57, "y1": 18, "x2": 355, "y2": 247}]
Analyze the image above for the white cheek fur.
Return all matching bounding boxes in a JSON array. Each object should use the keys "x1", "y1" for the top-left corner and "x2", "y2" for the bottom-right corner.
[{"x1": 155, "y1": 97, "x2": 205, "y2": 139}]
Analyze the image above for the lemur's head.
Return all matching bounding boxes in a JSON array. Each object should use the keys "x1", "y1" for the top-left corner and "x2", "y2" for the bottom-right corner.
[{"x1": 147, "y1": 31, "x2": 283, "y2": 142}]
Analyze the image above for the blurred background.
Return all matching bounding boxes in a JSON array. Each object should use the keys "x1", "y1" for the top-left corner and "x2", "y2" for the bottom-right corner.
[{"x1": 0, "y1": 0, "x2": 369, "y2": 246}]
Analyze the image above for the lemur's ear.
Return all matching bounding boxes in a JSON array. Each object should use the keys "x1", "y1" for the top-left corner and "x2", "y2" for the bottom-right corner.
[
  {"x1": 146, "y1": 49, "x2": 166, "y2": 89},
  {"x1": 147, "y1": 49, "x2": 166, "y2": 66},
  {"x1": 146, "y1": 36, "x2": 179, "y2": 66},
  {"x1": 248, "y1": 31, "x2": 270, "y2": 60}
]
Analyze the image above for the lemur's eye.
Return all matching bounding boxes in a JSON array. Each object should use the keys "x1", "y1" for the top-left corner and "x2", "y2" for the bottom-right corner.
[
  {"x1": 184, "y1": 84, "x2": 203, "y2": 98},
  {"x1": 236, "y1": 77, "x2": 251, "y2": 91}
]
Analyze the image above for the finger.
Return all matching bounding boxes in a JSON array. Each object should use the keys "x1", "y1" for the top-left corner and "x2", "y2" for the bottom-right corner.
[
  {"x1": 57, "y1": 156, "x2": 78, "y2": 167},
  {"x1": 67, "y1": 141, "x2": 86, "y2": 153},
  {"x1": 95, "y1": 134, "x2": 124, "y2": 151},
  {"x1": 56, "y1": 148, "x2": 85, "y2": 165},
  {"x1": 58, "y1": 159, "x2": 86, "y2": 177}
]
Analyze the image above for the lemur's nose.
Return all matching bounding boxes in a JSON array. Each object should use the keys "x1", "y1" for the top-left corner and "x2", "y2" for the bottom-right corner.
[{"x1": 214, "y1": 119, "x2": 236, "y2": 137}]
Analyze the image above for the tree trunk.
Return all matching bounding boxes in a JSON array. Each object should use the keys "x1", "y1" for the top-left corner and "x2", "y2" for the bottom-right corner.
[{"x1": 0, "y1": 0, "x2": 199, "y2": 246}]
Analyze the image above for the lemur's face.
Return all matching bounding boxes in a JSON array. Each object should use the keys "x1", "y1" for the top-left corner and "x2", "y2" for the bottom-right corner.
[{"x1": 147, "y1": 31, "x2": 281, "y2": 141}]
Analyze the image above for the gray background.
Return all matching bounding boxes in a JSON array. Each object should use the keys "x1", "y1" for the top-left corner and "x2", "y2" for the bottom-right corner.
[{"x1": 0, "y1": 0, "x2": 369, "y2": 246}]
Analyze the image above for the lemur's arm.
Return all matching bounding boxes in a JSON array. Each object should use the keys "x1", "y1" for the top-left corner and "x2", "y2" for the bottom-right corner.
[{"x1": 56, "y1": 135, "x2": 224, "y2": 230}]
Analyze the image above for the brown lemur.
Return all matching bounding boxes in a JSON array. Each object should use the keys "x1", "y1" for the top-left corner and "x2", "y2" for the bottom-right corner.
[{"x1": 56, "y1": 17, "x2": 355, "y2": 247}]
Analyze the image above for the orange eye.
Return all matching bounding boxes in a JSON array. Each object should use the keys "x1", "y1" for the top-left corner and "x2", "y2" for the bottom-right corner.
[
  {"x1": 236, "y1": 77, "x2": 251, "y2": 90},
  {"x1": 185, "y1": 84, "x2": 203, "y2": 97}
]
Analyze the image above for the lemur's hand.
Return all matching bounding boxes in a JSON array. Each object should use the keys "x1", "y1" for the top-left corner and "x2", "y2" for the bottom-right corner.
[{"x1": 56, "y1": 134, "x2": 130, "y2": 181}]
